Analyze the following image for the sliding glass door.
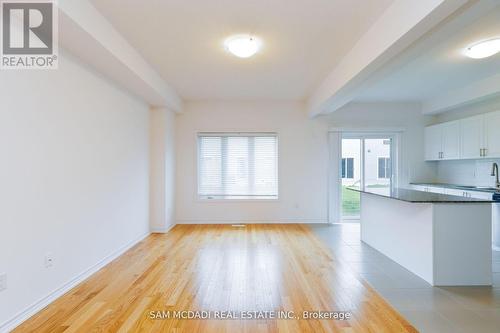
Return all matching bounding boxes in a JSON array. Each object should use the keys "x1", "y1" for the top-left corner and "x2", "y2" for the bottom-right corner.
[
  {"x1": 341, "y1": 135, "x2": 395, "y2": 220},
  {"x1": 341, "y1": 139, "x2": 362, "y2": 218},
  {"x1": 364, "y1": 138, "x2": 392, "y2": 194}
]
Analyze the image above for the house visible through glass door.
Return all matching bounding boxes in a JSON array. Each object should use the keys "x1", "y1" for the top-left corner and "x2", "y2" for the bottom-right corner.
[{"x1": 341, "y1": 136, "x2": 394, "y2": 220}]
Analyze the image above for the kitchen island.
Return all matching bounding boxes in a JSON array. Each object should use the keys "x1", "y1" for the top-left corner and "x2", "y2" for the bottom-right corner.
[{"x1": 349, "y1": 187, "x2": 494, "y2": 286}]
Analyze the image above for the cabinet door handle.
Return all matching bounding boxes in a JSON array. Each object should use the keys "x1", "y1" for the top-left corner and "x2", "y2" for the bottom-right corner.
[
  {"x1": 484, "y1": 148, "x2": 487, "y2": 157},
  {"x1": 480, "y1": 148, "x2": 483, "y2": 157}
]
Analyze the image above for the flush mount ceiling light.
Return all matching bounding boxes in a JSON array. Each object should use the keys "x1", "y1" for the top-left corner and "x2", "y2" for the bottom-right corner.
[
  {"x1": 464, "y1": 38, "x2": 500, "y2": 59},
  {"x1": 224, "y1": 35, "x2": 261, "y2": 58}
]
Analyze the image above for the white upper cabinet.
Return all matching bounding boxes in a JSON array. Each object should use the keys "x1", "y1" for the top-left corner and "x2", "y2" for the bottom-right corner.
[
  {"x1": 441, "y1": 121, "x2": 460, "y2": 160},
  {"x1": 425, "y1": 110, "x2": 500, "y2": 161},
  {"x1": 424, "y1": 121, "x2": 460, "y2": 161},
  {"x1": 425, "y1": 125, "x2": 442, "y2": 161},
  {"x1": 484, "y1": 111, "x2": 500, "y2": 158},
  {"x1": 460, "y1": 115, "x2": 483, "y2": 159}
]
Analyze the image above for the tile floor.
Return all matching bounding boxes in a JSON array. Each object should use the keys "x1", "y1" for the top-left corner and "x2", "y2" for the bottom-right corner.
[{"x1": 310, "y1": 223, "x2": 500, "y2": 333}]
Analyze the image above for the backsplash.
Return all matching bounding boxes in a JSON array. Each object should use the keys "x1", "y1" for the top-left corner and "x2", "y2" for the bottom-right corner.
[{"x1": 436, "y1": 159, "x2": 500, "y2": 186}]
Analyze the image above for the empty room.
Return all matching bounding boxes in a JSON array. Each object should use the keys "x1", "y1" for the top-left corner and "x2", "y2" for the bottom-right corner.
[{"x1": 2, "y1": 0, "x2": 500, "y2": 332}]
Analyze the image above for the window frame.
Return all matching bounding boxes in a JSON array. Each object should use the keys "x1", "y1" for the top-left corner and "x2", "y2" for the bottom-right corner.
[{"x1": 196, "y1": 132, "x2": 279, "y2": 201}]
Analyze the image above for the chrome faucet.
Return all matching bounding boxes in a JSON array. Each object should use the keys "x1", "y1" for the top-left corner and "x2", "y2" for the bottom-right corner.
[{"x1": 492, "y1": 163, "x2": 500, "y2": 189}]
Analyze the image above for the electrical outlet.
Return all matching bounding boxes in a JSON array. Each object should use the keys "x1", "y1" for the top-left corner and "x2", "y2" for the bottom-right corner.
[
  {"x1": 45, "y1": 253, "x2": 54, "y2": 268},
  {"x1": 0, "y1": 273, "x2": 6, "y2": 292}
]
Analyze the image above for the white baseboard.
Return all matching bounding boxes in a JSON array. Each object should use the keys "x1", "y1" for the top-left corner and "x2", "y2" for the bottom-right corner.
[
  {"x1": 150, "y1": 223, "x2": 176, "y2": 233},
  {"x1": 0, "y1": 232, "x2": 151, "y2": 333},
  {"x1": 176, "y1": 219, "x2": 328, "y2": 224}
]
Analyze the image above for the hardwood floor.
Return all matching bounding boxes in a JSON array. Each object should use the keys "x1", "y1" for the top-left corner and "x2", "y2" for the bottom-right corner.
[{"x1": 13, "y1": 224, "x2": 417, "y2": 332}]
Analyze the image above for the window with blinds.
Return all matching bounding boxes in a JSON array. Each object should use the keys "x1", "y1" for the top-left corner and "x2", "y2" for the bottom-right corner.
[{"x1": 197, "y1": 133, "x2": 278, "y2": 199}]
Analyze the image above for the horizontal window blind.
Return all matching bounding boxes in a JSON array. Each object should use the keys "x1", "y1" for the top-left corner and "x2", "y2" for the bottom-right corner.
[{"x1": 198, "y1": 133, "x2": 278, "y2": 199}]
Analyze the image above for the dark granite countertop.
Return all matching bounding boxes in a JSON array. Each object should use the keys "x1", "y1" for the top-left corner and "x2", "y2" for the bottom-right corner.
[
  {"x1": 347, "y1": 187, "x2": 494, "y2": 203},
  {"x1": 410, "y1": 182, "x2": 500, "y2": 193}
]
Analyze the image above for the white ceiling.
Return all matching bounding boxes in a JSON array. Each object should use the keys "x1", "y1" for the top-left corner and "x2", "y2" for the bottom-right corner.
[
  {"x1": 90, "y1": 0, "x2": 393, "y2": 101},
  {"x1": 355, "y1": 4, "x2": 500, "y2": 103}
]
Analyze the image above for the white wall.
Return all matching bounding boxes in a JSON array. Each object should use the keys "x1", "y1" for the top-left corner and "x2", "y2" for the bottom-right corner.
[
  {"x1": 0, "y1": 51, "x2": 150, "y2": 329},
  {"x1": 433, "y1": 97, "x2": 500, "y2": 187},
  {"x1": 175, "y1": 101, "x2": 432, "y2": 224},
  {"x1": 150, "y1": 108, "x2": 176, "y2": 232},
  {"x1": 321, "y1": 102, "x2": 436, "y2": 186},
  {"x1": 175, "y1": 101, "x2": 330, "y2": 224}
]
